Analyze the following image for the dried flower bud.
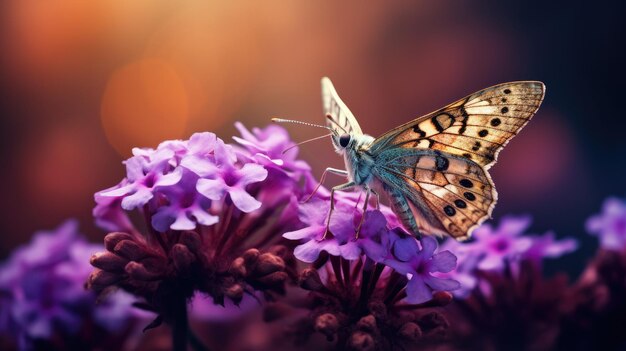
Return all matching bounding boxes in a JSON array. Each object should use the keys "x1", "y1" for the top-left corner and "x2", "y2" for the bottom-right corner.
[
  {"x1": 356, "y1": 315, "x2": 377, "y2": 333},
  {"x1": 114, "y1": 240, "x2": 147, "y2": 261},
  {"x1": 243, "y1": 248, "x2": 260, "y2": 266},
  {"x1": 178, "y1": 231, "x2": 202, "y2": 252},
  {"x1": 315, "y1": 313, "x2": 339, "y2": 341},
  {"x1": 171, "y1": 243, "x2": 195, "y2": 273},
  {"x1": 254, "y1": 253, "x2": 285, "y2": 276},
  {"x1": 257, "y1": 271, "x2": 288, "y2": 288},
  {"x1": 263, "y1": 302, "x2": 293, "y2": 322},
  {"x1": 125, "y1": 261, "x2": 161, "y2": 281},
  {"x1": 104, "y1": 232, "x2": 135, "y2": 251},
  {"x1": 367, "y1": 301, "x2": 388, "y2": 320},
  {"x1": 349, "y1": 331, "x2": 375, "y2": 351},
  {"x1": 419, "y1": 312, "x2": 449, "y2": 332},
  {"x1": 90, "y1": 252, "x2": 128, "y2": 272},
  {"x1": 229, "y1": 257, "x2": 247, "y2": 277},
  {"x1": 299, "y1": 268, "x2": 324, "y2": 291},
  {"x1": 398, "y1": 322, "x2": 422, "y2": 341},
  {"x1": 88, "y1": 269, "x2": 123, "y2": 289},
  {"x1": 432, "y1": 291, "x2": 453, "y2": 306},
  {"x1": 224, "y1": 284, "x2": 244, "y2": 305}
]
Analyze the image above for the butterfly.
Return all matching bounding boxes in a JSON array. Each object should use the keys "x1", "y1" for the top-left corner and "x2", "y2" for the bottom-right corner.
[{"x1": 276, "y1": 77, "x2": 545, "y2": 241}]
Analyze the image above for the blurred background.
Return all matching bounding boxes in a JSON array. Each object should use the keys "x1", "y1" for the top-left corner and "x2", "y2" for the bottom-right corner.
[{"x1": 1, "y1": 0, "x2": 624, "y2": 274}]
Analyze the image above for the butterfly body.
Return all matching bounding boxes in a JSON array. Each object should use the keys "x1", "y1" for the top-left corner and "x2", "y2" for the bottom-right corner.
[{"x1": 317, "y1": 77, "x2": 544, "y2": 241}]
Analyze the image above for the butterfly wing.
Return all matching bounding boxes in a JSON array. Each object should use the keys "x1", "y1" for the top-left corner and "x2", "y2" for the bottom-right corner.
[
  {"x1": 321, "y1": 77, "x2": 364, "y2": 148},
  {"x1": 368, "y1": 81, "x2": 545, "y2": 170},
  {"x1": 372, "y1": 149, "x2": 496, "y2": 240}
]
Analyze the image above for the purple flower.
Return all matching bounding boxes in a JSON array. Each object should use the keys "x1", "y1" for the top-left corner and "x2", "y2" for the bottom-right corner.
[
  {"x1": 586, "y1": 197, "x2": 626, "y2": 250},
  {"x1": 232, "y1": 122, "x2": 311, "y2": 175},
  {"x1": 470, "y1": 215, "x2": 534, "y2": 271},
  {"x1": 0, "y1": 221, "x2": 136, "y2": 348},
  {"x1": 283, "y1": 198, "x2": 387, "y2": 263},
  {"x1": 524, "y1": 231, "x2": 578, "y2": 264},
  {"x1": 382, "y1": 232, "x2": 460, "y2": 304}
]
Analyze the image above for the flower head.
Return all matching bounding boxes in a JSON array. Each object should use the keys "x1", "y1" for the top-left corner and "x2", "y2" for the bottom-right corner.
[
  {"x1": 0, "y1": 221, "x2": 136, "y2": 350},
  {"x1": 89, "y1": 123, "x2": 311, "y2": 330},
  {"x1": 586, "y1": 197, "x2": 626, "y2": 250}
]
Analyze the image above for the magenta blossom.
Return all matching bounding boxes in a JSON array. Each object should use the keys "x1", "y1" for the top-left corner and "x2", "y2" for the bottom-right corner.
[
  {"x1": 586, "y1": 197, "x2": 626, "y2": 250},
  {"x1": 470, "y1": 216, "x2": 534, "y2": 271}
]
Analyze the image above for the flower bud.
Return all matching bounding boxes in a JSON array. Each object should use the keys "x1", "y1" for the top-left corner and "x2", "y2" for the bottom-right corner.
[
  {"x1": 90, "y1": 252, "x2": 128, "y2": 272},
  {"x1": 125, "y1": 261, "x2": 161, "y2": 281},
  {"x1": 398, "y1": 322, "x2": 422, "y2": 341},
  {"x1": 114, "y1": 240, "x2": 147, "y2": 261},
  {"x1": 357, "y1": 315, "x2": 377, "y2": 333},
  {"x1": 299, "y1": 268, "x2": 324, "y2": 291},
  {"x1": 224, "y1": 283, "x2": 244, "y2": 305},
  {"x1": 104, "y1": 232, "x2": 135, "y2": 251},
  {"x1": 88, "y1": 269, "x2": 123, "y2": 290},
  {"x1": 257, "y1": 271, "x2": 288, "y2": 288},
  {"x1": 254, "y1": 253, "x2": 285, "y2": 276},
  {"x1": 432, "y1": 291, "x2": 453, "y2": 306},
  {"x1": 242, "y1": 248, "x2": 260, "y2": 266},
  {"x1": 368, "y1": 300, "x2": 388, "y2": 320},
  {"x1": 178, "y1": 231, "x2": 202, "y2": 253},
  {"x1": 315, "y1": 313, "x2": 339, "y2": 341},
  {"x1": 171, "y1": 243, "x2": 196, "y2": 273},
  {"x1": 349, "y1": 331, "x2": 375, "y2": 351},
  {"x1": 229, "y1": 257, "x2": 247, "y2": 277}
]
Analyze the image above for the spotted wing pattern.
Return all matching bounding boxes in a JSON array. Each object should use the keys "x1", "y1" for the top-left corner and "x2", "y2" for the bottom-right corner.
[
  {"x1": 372, "y1": 149, "x2": 496, "y2": 240},
  {"x1": 369, "y1": 82, "x2": 545, "y2": 170},
  {"x1": 322, "y1": 77, "x2": 363, "y2": 148}
]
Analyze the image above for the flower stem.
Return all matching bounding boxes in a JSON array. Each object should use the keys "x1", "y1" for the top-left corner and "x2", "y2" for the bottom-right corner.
[{"x1": 172, "y1": 296, "x2": 188, "y2": 351}]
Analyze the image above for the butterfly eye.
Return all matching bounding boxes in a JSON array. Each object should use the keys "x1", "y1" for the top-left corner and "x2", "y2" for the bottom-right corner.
[{"x1": 339, "y1": 134, "x2": 351, "y2": 148}]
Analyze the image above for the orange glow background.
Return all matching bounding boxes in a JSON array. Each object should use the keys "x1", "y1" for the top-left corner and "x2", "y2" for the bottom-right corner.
[{"x1": 1, "y1": 0, "x2": 625, "y2": 267}]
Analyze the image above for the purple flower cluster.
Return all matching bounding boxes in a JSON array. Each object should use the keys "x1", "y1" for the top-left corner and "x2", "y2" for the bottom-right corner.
[
  {"x1": 0, "y1": 220, "x2": 135, "y2": 350},
  {"x1": 284, "y1": 191, "x2": 459, "y2": 305},
  {"x1": 586, "y1": 197, "x2": 626, "y2": 250},
  {"x1": 88, "y1": 123, "x2": 312, "y2": 341},
  {"x1": 437, "y1": 215, "x2": 578, "y2": 296}
]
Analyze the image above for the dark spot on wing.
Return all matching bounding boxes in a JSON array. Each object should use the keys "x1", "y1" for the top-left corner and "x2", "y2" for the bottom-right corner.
[
  {"x1": 444, "y1": 205, "x2": 456, "y2": 216},
  {"x1": 490, "y1": 118, "x2": 501, "y2": 127},
  {"x1": 463, "y1": 192, "x2": 476, "y2": 201},
  {"x1": 478, "y1": 129, "x2": 488, "y2": 137},
  {"x1": 501, "y1": 107, "x2": 509, "y2": 114},
  {"x1": 460, "y1": 179, "x2": 474, "y2": 188},
  {"x1": 454, "y1": 199, "x2": 467, "y2": 208},
  {"x1": 435, "y1": 155, "x2": 449, "y2": 171}
]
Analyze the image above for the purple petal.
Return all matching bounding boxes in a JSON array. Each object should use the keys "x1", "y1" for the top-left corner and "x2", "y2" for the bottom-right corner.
[
  {"x1": 392, "y1": 236, "x2": 420, "y2": 262},
  {"x1": 419, "y1": 237, "x2": 437, "y2": 257},
  {"x1": 405, "y1": 277, "x2": 432, "y2": 304},
  {"x1": 430, "y1": 251, "x2": 457, "y2": 273},
  {"x1": 197, "y1": 178, "x2": 226, "y2": 200},
  {"x1": 498, "y1": 215, "x2": 532, "y2": 236},
  {"x1": 187, "y1": 132, "x2": 217, "y2": 154},
  {"x1": 339, "y1": 242, "x2": 362, "y2": 261},
  {"x1": 151, "y1": 208, "x2": 175, "y2": 232},
  {"x1": 181, "y1": 155, "x2": 218, "y2": 177},
  {"x1": 293, "y1": 240, "x2": 324, "y2": 263},
  {"x1": 228, "y1": 188, "x2": 261, "y2": 213},
  {"x1": 170, "y1": 213, "x2": 196, "y2": 231},
  {"x1": 283, "y1": 226, "x2": 324, "y2": 240},
  {"x1": 155, "y1": 167, "x2": 183, "y2": 187},
  {"x1": 191, "y1": 208, "x2": 219, "y2": 227},
  {"x1": 120, "y1": 188, "x2": 153, "y2": 210},
  {"x1": 238, "y1": 164, "x2": 268, "y2": 185},
  {"x1": 424, "y1": 276, "x2": 461, "y2": 291}
]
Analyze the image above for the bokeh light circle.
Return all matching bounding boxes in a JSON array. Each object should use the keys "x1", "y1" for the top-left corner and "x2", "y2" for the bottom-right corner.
[{"x1": 101, "y1": 58, "x2": 189, "y2": 156}]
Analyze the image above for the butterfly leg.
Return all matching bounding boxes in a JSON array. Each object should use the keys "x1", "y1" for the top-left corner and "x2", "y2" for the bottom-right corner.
[
  {"x1": 303, "y1": 167, "x2": 349, "y2": 203},
  {"x1": 371, "y1": 189, "x2": 381, "y2": 210},
  {"x1": 354, "y1": 188, "x2": 371, "y2": 239},
  {"x1": 321, "y1": 181, "x2": 356, "y2": 240}
]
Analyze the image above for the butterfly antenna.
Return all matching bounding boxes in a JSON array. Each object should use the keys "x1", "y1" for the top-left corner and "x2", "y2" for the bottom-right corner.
[
  {"x1": 281, "y1": 133, "x2": 333, "y2": 154},
  {"x1": 325, "y1": 114, "x2": 347, "y2": 133},
  {"x1": 271, "y1": 118, "x2": 335, "y2": 134}
]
